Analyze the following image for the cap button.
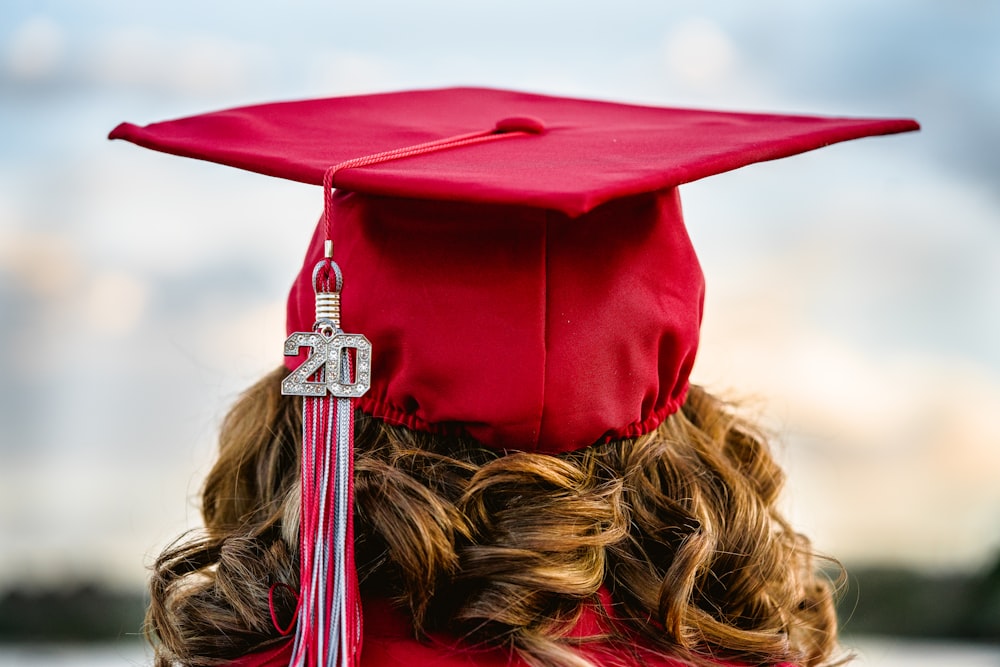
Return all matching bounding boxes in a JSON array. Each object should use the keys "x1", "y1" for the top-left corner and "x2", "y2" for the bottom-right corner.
[{"x1": 494, "y1": 116, "x2": 546, "y2": 135}]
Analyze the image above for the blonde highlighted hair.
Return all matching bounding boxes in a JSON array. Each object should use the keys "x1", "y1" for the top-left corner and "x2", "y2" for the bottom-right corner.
[{"x1": 148, "y1": 367, "x2": 841, "y2": 666}]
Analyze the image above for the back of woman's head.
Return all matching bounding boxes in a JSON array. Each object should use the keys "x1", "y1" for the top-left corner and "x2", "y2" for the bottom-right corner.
[{"x1": 148, "y1": 366, "x2": 839, "y2": 667}]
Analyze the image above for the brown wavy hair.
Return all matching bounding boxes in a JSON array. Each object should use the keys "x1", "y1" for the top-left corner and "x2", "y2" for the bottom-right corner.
[{"x1": 147, "y1": 366, "x2": 842, "y2": 666}]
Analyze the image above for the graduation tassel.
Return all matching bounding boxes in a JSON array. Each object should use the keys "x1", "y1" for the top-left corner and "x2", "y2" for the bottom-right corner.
[
  {"x1": 276, "y1": 129, "x2": 529, "y2": 664},
  {"x1": 281, "y1": 179, "x2": 371, "y2": 666}
]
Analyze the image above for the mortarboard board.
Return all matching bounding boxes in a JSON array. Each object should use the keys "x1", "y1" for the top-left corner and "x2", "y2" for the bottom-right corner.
[{"x1": 109, "y1": 86, "x2": 918, "y2": 667}]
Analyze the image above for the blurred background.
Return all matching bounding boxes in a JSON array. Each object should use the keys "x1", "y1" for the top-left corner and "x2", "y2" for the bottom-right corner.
[{"x1": 1, "y1": 1, "x2": 998, "y2": 664}]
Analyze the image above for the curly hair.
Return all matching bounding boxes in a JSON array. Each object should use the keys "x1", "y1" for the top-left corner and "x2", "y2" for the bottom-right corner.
[{"x1": 147, "y1": 366, "x2": 841, "y2": 667}]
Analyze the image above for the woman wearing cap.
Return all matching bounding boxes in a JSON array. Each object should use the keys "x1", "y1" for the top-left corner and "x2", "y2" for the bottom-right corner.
[{"x1": 112, "y1": 88, "x2": 918, "y2": 667}]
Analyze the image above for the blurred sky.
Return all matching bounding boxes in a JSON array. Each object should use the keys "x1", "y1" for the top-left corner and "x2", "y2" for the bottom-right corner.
[{"x1": 1, "y1": 1, "x2": 998, "y2": 590}]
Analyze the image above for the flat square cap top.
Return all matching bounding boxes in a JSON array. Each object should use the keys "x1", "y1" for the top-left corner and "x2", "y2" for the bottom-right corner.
[{"x1": 109, "y1": 87, "x2": 918, "y2": 217}]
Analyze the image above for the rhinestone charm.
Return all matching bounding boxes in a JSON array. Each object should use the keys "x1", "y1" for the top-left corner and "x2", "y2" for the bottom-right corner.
[{"x1": 282, "y1": 329, "x2": 372, "y2": 397}]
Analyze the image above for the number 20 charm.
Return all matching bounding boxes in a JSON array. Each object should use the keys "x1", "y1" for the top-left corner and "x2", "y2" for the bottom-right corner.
[{"x1": 281, "y1": 330, "x2": 372, "y2": 398}]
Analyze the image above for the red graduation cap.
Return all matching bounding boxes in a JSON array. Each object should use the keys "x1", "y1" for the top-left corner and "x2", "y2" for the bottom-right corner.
[
  {"x1": 110, "y1": 87, "x2": 918, "y2": 667},
  {"x1": 110, "y1": 86, "x2": 918, "y2": 453}
]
